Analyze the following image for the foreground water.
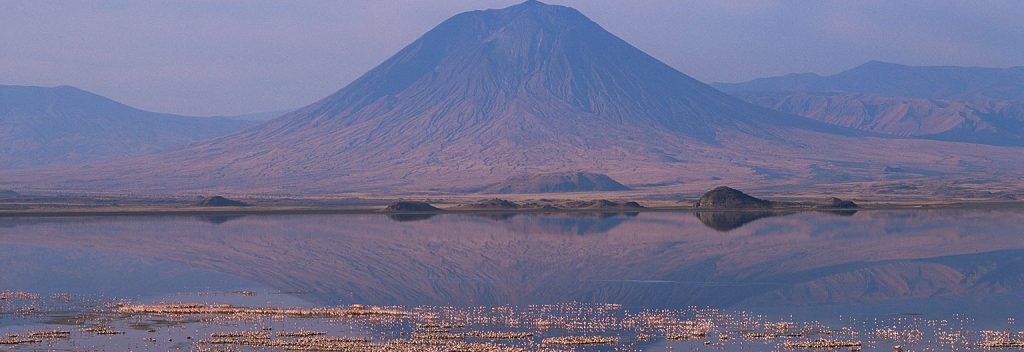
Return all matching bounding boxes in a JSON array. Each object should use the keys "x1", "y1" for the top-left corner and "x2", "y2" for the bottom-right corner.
[{"x1": 2, "y1": 209, "x2": 1024, "y2": 350}]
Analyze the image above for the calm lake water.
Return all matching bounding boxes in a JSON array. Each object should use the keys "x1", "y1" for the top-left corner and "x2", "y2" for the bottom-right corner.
[{"x1": 2, "y1": 209, "x2": 1024, "y2": 350}]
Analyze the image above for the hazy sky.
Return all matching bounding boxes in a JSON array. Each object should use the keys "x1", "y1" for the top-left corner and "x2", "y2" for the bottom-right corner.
[{"x1": 3, "y1": 0, "x2": 1023, "y2": 116}]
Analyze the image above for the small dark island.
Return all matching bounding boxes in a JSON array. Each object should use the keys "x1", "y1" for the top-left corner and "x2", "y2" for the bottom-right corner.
[
  {"x1": 695, "y1": 186, "x2": 772, "y2": 209},
  {"x1": 452, "y1": 198, "x2": 520, "y2": 210},
  {"x1": 819, "y1": 197, "x2": 859, "y2": 209},
  {"x1": 695, "y1": 186, "x2": 859, "y2": 210},
  {"x1": 552, "y1": 199, "x2": 645, "y2": 210},
  {"x1": 384, "y1": 201, "x2": 440, "y2": 212},
  {"x1": 452, "y1": 198, "x2": 643, "y2": 211},
  {"x1": 196, "y1": 196, "x2": 249, "y2": 207}
]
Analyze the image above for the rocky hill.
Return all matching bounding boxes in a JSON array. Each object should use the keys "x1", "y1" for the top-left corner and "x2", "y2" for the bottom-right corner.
[{"x1": 695, "y1": 186, "x2": 773, "y2": 209}]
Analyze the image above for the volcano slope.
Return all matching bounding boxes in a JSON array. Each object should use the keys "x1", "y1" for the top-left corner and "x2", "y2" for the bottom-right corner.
[{"x1": 5, "y1": 1, "x2": 1023, "y2": 195}]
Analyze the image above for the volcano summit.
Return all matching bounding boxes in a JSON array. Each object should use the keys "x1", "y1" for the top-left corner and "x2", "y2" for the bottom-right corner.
[{"x1": 7, "y1": 1, "x2": 1024, "y2": 194}]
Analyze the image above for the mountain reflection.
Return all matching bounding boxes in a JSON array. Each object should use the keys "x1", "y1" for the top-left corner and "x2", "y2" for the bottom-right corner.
[{"x1": 2, "y1": 210, "x2": 1023, "y2": 315}]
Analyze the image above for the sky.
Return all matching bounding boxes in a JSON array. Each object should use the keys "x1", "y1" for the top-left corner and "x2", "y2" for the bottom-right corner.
[{"x1": 2, "y1": 0, "x2": 1023, "y2": 116}]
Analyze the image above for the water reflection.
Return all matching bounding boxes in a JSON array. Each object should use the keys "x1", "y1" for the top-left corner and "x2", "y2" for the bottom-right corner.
[
  {"x1": 1, "y1": 210, "x2": 1023, "y2": 320},
  {"x1": 195, "y1": 214, "x2": 247, "y2": 224},
  {"x1": 386, "y1": 213, "x2": 437, "y2": 222},
  {"x1": 693, "y1": 211, "x2": 792, "y2": 231},
  {"x1": 503, "y1": 212, "x2": 639, "y2": 235},
  {"x1": 388, "y1": 212, "x2": 640, "y2": 235},
  {"x1": 0, "y1": 244, "x2": 254, "y2": 298},
  {"x1": 694, "y1": 210, "x2": 859, "y2": 232}
]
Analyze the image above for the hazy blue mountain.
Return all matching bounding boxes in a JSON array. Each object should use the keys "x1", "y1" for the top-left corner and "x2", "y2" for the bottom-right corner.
[
  {"x1": 714, "y1": 61, "x2": 1024, "y2": 101},
  {"x1": 214, "y1": 108, "x2": 294, "y2": 122},
  {"x1": 0, "y1": 85, "x2": 256, "y2": 168}
]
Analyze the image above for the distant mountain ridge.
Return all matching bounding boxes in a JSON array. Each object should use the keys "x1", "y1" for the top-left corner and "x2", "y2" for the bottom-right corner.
[
  {"x1": 735, "y1": 92, "x2": 1024, "y2": 146},
  {"x1": 714, "y1": 61, "x2": 1024, "y2": 101},
  {"x1": 715, "y1": 62, "x2": 1024, "y2": 146},
  {"x1": 0, "y1": 85, "x2": 257, "y2": 168}
]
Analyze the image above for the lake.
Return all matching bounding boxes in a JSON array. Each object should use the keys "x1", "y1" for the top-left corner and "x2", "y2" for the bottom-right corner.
[{"x1": 2, "y1": 209, "x2": 1023, "y2": 350}]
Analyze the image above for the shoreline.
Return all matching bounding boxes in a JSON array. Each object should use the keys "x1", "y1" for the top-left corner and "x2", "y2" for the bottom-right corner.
[{"x1": 1, "y1": 201, "x2": 1022, "y2": 218}]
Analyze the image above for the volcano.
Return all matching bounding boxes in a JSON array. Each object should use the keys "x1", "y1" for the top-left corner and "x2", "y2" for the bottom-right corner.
[{"x1": 6, "y1": 1, "x2": 1024, "y2": 194}]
